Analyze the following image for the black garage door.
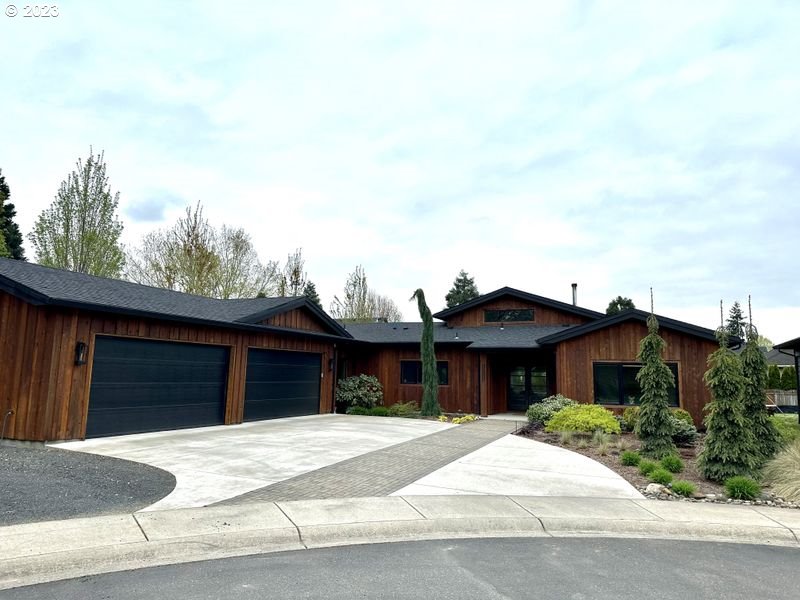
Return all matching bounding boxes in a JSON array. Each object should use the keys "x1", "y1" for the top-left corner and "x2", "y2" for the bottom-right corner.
[
  {"x1": 86, "y1": 336, "x2": 229, "y2": 438},
  {"x1": 244, "y1": 349, "x2": 321, "y2": 421}
]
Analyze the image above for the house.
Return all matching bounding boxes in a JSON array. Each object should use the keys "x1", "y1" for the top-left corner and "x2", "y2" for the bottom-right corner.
[
  {"x1": 1, "y1": 258, "x2": 724, "y2": 442},
  {"x1": 340, "y1": 286, "x2": 723, "y2": 426},
  {"x1": 0, "y1": 258, "x2": 351, "y2": 441}
]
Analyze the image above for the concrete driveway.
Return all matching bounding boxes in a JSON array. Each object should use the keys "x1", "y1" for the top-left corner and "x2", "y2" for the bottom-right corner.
[
  {"x1": 392, "y1": 434, "x2": 642, "y2": 498},
  {"x1": 55, "y1": 415, "x2": 452, "y2": 511}
]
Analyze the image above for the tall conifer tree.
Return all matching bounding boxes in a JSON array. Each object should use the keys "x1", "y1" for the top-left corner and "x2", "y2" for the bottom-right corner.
[
  {"x1": 445, "y1": 270, "x2": 479, "y2": 308},
  {"x1": 411, "y1": 288, "x2": 441, "y2": 416},
  {"x1": 634, "y1": 292, "x2": 677, "y2": 458}
]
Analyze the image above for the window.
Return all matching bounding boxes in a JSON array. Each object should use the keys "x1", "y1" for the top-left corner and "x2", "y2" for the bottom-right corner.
[
  {"x1": 593, "y1": 362, "x2": 679, "y2": 406},
  {"x1": 400, "y1": 360, "x2": 449, "y2": 385},
  {"x1": 484, "y1": 309, "x2": 534, "y2": 322}
]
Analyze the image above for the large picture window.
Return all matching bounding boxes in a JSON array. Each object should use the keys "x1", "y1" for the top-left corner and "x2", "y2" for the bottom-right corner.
[
  {"x1": 484, "y1": 309, "x2": 534, "y2": 322},
  {"x1": 593, "y1": 362, "x2": 679, "y2": 406},
  {"x1": 400, "y1": 360, "x2": 449, "y2": 385}
]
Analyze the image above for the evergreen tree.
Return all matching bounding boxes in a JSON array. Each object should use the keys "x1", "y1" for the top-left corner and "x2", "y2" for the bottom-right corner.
[
  {"x1": 303, "y1": 281, "x2": 321, "y2": 307},
  {"x1": 781, "y1": 366, "x2": 798, "y2": 391},
  {"x1": 445, "y1": 270, "x2": 479, "y2": 308},
  {"x1": 411, "y1": 288, "x2": 441, "y2": 416},
  {"x1": 0, "y1": 169, "x2": 25, "y2": 260},
  {"x1": 725, "y1": 301, "x2": 746, "y2": 340},
  {"x1": 698, "y1": 329, "x2": 760, "y2": 481},
  {"x1": 29, "y1": 149, "x2": 124, "y2": 277},
  {"x1": 767, "y1": 365, "x2": 782, "y2": 389},
  {"x1": 606, "y1": 296, "x2": 636, "y2": 315},
  {"x1": 634, "y1": 313, "x2": 677, "y2": 458},
  {"x1": 740, "y1": 325, "x2": 781, "y2": 463}
]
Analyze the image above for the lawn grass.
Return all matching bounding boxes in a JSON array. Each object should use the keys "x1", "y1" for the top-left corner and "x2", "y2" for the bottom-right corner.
[{"x1": 772, "y1": 414, "x2": 800, "y2": 446}]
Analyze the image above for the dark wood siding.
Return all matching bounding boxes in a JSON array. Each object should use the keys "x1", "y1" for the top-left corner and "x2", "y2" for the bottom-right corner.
[
  {"x1": 0, "y1": 291, "x2": 337, "y2": 442},
  {"x1": 261, "y1": 307, "x2": 330, "y2": 333},
  {"x1": 445, "y1": 298, "x2": 592, "y2": 328},
  {"x1": 348, "y1": 346, "x2": 479, "y2": 414},
  {"x1": 555, "y1": 321, "x2": 718, "y2": 426}
]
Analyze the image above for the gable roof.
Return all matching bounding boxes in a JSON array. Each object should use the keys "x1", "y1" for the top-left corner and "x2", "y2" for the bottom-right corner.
[
  {"x1": 536, "y1": 308, "x2": 725, "y2": 345},
  {"x1": 0, "y1": 258, "x2": 350, "y2": 338},
  {"x1": 432, "y1": 286, "x2": 604, "y2": 321},
  {"x1": 343, "y1": 321, "x2": 573, "y2": 349},
  {"x1": 775, "y1": 337, "x2": 800, "y2": 353}
]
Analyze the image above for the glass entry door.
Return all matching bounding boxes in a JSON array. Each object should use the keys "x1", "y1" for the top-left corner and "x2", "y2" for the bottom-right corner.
[{"x1": 508, "y1": 366, "x2": 548, "y2": 411}]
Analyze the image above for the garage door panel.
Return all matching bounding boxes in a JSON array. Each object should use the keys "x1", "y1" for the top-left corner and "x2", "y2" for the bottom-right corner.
[
  {"x1": 244, "y1": 349, "x2": 321, "y2": 422},
  {"x1": 87, "y1": 337, "x2": 229, "y2": 438}
]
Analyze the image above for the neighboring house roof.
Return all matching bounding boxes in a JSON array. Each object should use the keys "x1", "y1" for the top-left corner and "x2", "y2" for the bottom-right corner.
[
  {"x1": 343, "y1": 321, "x2": 574, "y2": 349},
  {"x1": 775, "y1": 336, "x2": 800, "y2": 353},
  {"x1": 536, "y1": 308, "x2": 725, "y2": 345},
  {"x1": 432, "y1": 286, "x2": 604, "y2": 321},
  {"x1": 764, "y1": 348, "x2": 797, "y2": 366},
  {"x1": 0, "y1": 258, "x2": 350, "y2": 338}
]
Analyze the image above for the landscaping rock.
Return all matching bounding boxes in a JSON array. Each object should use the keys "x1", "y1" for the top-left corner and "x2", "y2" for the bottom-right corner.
[{"x1": 645, "y1": 483, "x2": 668, "y2": 495}]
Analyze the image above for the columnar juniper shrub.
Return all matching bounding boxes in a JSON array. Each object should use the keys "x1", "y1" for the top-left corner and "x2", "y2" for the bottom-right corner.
[
  {"x1": 724, "y1": 476, "x2": 761, "y2": 500},
  {"x1": 635, "y1": 314, "x2": 677, "y2": 459},
  {"x1": 620, "y1": 450, "x2": 641, "y2": 466},
  {"x1": 740, "y1": 325, "x2": 781, "y2": 464},
  {"x1": 648, "y1": 468, "x2": 674, "y2": 486},
  {"x1": 698, "y1": 330, "x2": 760, "y2": 481},
  {"x1": 526, "y1": 394, "x2": 577, "y2": 425},
  {"x1": 411, "y1": 289, "x2": 441, "y2": 417},
  {"x1": 660, "y1": 454, "x2": 684, "y2": 473},
  {"x1": 671, "y1": 480, "x2": 697, "y2": 497}
]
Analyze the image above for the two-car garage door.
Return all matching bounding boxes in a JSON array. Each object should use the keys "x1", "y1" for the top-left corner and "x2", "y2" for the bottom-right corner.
[{"x1": 86, "y1": 336, "x2": 321, "y2": 438}]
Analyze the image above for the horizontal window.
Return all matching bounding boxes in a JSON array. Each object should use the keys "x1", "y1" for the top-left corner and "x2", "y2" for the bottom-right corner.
[
  {"x1": 484, "y1": 309, "x2": 534, "y2": 322},
  {"x1": 593, "y1": 362, "x2": 679, "y2": 407},
  {"x1": 400, "y1": 360, "x2": 449, "y2": 385}
]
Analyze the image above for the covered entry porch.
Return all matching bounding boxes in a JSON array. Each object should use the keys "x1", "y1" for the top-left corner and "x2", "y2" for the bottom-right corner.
[{"x1": 477, "y1": 350, "x2": 556, "y2": 416}]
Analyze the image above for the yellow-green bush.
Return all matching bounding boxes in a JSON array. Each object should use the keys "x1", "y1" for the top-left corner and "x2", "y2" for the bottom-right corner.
[
  {"x1": 545, "y1": 405, "x2": 620, "y2": 434},
  {"x1": 452, "y1": 414, "x2": 478, "y2": 424}
]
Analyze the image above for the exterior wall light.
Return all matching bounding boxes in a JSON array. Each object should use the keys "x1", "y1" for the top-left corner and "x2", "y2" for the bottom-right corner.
[{"x1": 75, "y1": 341, "x2": 88, "y2": 365}]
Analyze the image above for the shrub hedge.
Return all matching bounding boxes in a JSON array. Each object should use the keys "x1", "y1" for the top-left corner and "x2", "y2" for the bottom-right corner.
[{"x1": 545, "y1": 405, "x2": 621, "y2": 434}]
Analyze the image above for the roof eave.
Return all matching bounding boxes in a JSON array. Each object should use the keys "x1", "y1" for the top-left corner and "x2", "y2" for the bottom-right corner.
[{"x1": 432, "y1": 286, "x2": 603, "y2": 320}]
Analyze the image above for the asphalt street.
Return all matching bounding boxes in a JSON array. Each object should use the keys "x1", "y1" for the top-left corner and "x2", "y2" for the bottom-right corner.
[{"x1": 5, "y1": 537, "x2": 799, "y2": 599}]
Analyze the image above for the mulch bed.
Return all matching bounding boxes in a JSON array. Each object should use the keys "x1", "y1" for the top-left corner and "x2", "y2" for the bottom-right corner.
[{"x1": 515, "y1": 424, "x2": 727, "y2": 497}]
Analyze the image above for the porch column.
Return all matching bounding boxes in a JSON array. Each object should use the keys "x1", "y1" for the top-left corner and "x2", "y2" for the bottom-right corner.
[{"x1": 479, "y1": 353, "x2": 489, "y2": 416}]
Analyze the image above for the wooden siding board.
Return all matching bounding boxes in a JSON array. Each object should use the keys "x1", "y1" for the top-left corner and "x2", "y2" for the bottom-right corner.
[{"x1": 445, "y1": 298, "x2": 592, "y2": 328}]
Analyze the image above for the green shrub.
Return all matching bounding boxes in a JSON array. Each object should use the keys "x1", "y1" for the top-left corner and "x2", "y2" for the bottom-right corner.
[
  {"x1": 671, "y1": 480, "x2": 697, "y2": 497},
  {"x1": 545, "y1": 405, "x2": 621, "y2": 434},
  {"x1": 622, "y1": 407, "x2": 640, "y2": 432},
  {"x1": 649, "y1": 468, "x2": 674, "y2": 485},
  {"x1": 660, "y1": 454, "x2": 684, "y2": 473},
  {"x1": 335, "y1": 374, "x2": 383, "y2": 410},
  {"x1": 762, "y1": 440, "x2": 800, "y2": 501},
  {"x1": 638, "y1": 460, "x2": 658, "y2": 475},
  {"x1": 767, "y1": 364, "x2": 782, "y2": 389},
  {"x1": 725, "y1": 476, "x2": 761, "y2": 500},
  {"x1": 620, "y1": 450, "x2": 641, "y2": 466},
  {"x1": 345, "y1": 406, "x2": 370, "y2": 415},
  {"x1": 388, "y1": 401, "x2": 419, "y2": 417},
  {"x1": 369, "y1": 406, "x2": 391, "y2": 417},
  {"x1": 671, "y1": 408, "x2": 694, "y2": 426},
  {"x1": 526, "y1": 394, "x2": 578, "y2": 425},
  {"x1": 670, "y1": 416, "x2": 698, "y2": 447},
  {"x1": 781, "y1": 366, "x2": 797, "y2": 391}
]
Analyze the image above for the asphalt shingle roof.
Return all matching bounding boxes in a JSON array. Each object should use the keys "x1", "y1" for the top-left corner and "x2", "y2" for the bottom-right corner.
[
  {"x1": 343, "y1": 321, "x2": 574, "y2": 349},
  {"x1": 0, "y1": 259, "x2": 349, "y2": 337}
]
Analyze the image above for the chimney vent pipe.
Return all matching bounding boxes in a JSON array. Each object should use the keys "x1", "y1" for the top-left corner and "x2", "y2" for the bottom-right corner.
[{"x1": 571, "y1": 283, "x2": 577, "y2": 306}]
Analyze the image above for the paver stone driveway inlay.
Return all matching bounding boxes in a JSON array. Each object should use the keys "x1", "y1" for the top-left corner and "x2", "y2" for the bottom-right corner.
[{"x1": 54, "y1": 414, "x2": 452, "y2": 510}]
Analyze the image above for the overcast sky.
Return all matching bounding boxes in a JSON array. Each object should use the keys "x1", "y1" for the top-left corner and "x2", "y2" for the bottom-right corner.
[{"x1": 2, "y1": 1, "x2": 798, "y2": 342}]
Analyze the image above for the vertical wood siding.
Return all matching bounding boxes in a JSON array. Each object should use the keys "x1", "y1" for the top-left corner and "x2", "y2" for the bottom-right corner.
[
  {"x1": 262, "y1": 307, "x2": 330, "y2": 333},
  {"x1": 348, "y1": 346, "x2": 480, "y2": 414},
  {"x1": 444, "y1": 298, "x2": 592, "y2": 328},
  {"x1": 555, "y1": 321, "x2": 718, "y2": 426},
  {"x1": 0, "y1": 291, "x2": 337, "y2": 441}
]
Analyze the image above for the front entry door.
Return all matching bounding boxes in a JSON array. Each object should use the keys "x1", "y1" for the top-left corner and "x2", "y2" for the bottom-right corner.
[{"x1": 508, "y1": 366, "x2": 548, "y2": 411}]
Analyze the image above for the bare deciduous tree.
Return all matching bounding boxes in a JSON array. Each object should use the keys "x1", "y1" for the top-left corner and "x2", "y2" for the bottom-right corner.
[{"x1": 330, "y1": 265, "x2": 402, "y2": 322}]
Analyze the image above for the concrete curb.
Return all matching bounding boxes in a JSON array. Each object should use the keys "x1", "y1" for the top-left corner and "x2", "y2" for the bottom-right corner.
[{"x1": 2, "y1": 495, "x2": 799, "y2": 590}]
